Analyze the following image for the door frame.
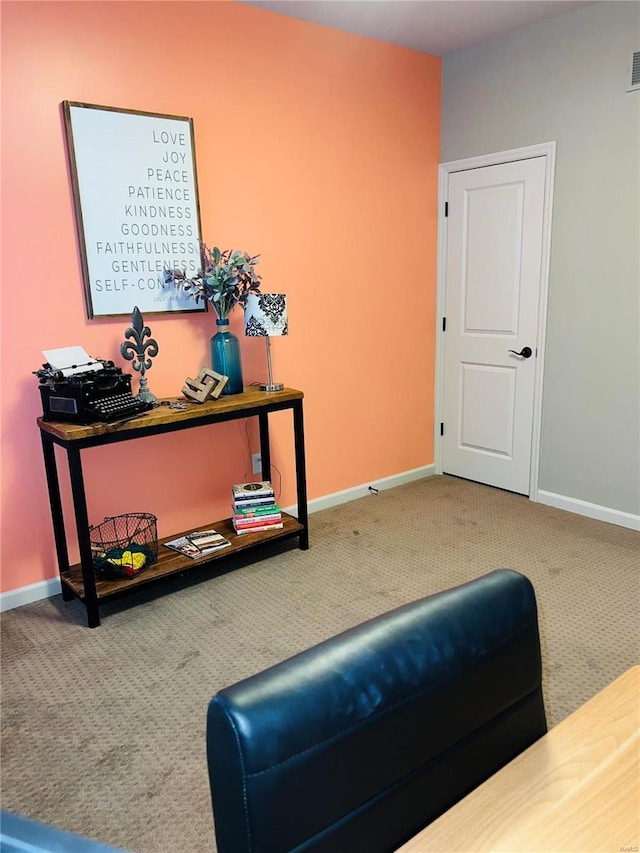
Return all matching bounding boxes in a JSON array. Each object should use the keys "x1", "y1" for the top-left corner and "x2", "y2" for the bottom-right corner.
[{"x1": 434, "y1": 141, "x2": 556, "y2": 501}]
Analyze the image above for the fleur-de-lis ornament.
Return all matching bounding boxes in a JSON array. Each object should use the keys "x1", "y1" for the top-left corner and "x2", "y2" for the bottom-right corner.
[{"x1": 120, "y1": 306, "x2": 159, "y2": 405}]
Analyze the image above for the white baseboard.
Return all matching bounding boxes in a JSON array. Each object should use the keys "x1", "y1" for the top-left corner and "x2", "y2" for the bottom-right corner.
[
  {"x1": 536, "y1": 489, "x2": 640, "y2": 531},
  {"x1": 283, "y1": 464, "x2": 436, "y2": 517},
  {"x1": 0, "y1": 577, "x2": 62, "y2": 613}
]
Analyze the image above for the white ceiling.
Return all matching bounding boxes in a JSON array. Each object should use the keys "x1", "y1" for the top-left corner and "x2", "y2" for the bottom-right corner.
[{"x1": 241, "y1": 0, "x2": 595, "y2": 56}]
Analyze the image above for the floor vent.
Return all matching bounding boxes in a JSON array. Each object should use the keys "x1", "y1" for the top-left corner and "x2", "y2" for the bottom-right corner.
[{"x1": 628, "y1": 50, "x2": 640, "y2": 92}]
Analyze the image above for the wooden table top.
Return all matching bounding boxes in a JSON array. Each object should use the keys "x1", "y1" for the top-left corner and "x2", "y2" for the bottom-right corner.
[
  {"x1": 37, "y1": 386, "x2": 303, "y2": 442},
  {"x1": 396, "y1": 665, "x2": 640, "y2": 852}
]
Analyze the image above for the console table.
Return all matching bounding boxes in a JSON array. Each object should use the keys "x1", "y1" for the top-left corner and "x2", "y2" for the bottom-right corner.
[{"x1": 38, "y1": 387, "x2": 308, "y2": 627}]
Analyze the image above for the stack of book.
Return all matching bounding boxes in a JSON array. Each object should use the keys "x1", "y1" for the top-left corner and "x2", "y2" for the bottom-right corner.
[{"x1": 232, "y1": 481, "x2": 283, "y2": 535}]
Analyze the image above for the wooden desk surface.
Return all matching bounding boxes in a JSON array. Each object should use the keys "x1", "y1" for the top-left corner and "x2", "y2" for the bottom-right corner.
[{"x1": 397, "y1": 665, "x2": 640, "y2": 852}]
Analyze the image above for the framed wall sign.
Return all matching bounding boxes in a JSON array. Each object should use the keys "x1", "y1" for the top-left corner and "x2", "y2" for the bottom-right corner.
[{"x1": 62, "y1": 101, "x2": 205, "y2": 318}]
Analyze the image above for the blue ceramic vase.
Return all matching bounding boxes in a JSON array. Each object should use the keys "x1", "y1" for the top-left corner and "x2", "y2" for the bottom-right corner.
[{"x1": 210, "y1": 319, "x2": 243, "y2": 395}]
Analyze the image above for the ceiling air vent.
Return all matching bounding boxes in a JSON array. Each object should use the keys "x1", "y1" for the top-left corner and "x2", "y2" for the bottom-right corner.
[{"x1": 628, "y1": 50, "x2": 640, "y2": 92}]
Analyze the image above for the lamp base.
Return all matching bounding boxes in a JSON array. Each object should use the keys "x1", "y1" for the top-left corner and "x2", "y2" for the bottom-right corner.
[{"x1": 259, "y1": 382, "x2": 284, "y2": 392}]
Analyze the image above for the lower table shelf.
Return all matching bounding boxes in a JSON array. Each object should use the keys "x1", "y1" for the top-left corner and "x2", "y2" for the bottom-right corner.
[{"x1": 61, "y1": 512, "x2": 304, "y2": 601}]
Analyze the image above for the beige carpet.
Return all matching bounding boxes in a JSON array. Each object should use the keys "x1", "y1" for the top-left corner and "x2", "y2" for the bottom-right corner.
[{"x1": 1, "y1": 475, "x2": 638, "y2": 852}]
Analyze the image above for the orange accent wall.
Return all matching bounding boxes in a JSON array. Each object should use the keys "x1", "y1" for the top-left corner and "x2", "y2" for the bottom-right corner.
[{"x1": 0, "y1": 1, "x2": 440, "y2": 595}]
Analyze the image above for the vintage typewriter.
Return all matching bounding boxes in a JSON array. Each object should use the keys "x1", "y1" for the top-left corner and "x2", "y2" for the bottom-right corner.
[{"x1": 35, "y1": 346, "x2": 153, "y2": 424}]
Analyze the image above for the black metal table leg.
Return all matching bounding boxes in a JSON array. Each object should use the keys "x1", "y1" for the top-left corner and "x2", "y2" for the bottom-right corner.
[
  {"x1": 67, "y1": 446, "x2": 100, "y2": 628},
  {"x1": 293, "y1": 400, "x2": 309, "y2": 550},
  {"x1": 40, "y1": 433, "x2": 74, "y2": 600},
  {"x1": 258, "y1": 412, "x2": 272, "y2": 481}
]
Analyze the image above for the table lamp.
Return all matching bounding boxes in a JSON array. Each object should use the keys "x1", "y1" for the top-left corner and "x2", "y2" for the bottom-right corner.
[{"x1": 244, "y1": 293, "x2": 288, "y2": 392}]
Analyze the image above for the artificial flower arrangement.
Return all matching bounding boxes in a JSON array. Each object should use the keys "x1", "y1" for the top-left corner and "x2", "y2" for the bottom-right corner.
[{"x1": 163, "y1": 244, "x2": 262, "y2": 320}]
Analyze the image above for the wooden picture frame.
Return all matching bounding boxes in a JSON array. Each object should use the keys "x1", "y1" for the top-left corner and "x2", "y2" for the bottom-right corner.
[{"x1": 62, "y1": 101, "x2": 205, "y2": 319}]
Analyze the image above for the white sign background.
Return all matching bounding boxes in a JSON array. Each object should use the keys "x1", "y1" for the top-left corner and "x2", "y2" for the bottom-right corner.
[{"x1": 64, "y1": 102, "x2": 204, "y2": 318}]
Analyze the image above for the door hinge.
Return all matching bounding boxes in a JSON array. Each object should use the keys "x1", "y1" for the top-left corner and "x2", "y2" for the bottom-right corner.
[
  {"x1": 440, "y1": 423, "x2": 444, "y2": 436},
  {"x1": 444, "y1": 201, "x2": 449, "y2": 217},
  {"x1": 442, "y1": 316, "x2": 447, "y2": 332}
]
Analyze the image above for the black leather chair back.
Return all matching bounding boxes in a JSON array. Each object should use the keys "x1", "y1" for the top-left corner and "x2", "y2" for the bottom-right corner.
[{"x1": 207, "y1": 569, "x2": 546, "y2": 852}]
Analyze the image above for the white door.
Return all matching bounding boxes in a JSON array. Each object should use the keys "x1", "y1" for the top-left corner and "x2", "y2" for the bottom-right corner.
[{"x1": 441, "y1": 157, "x2": 547, "y2": 495}]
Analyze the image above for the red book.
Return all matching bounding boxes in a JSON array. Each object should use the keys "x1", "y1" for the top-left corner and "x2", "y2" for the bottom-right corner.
[{"x1": 232, "y1": 519, "x2": 284, "y2": 535}]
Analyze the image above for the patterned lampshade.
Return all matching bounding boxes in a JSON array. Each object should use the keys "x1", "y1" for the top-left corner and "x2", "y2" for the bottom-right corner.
[
  {"x1": 244, "y1": 293, "x2": 288, "y2": 392},
  {"x1": 244, "y1": 294, "x2": 288, "y2": 338}
]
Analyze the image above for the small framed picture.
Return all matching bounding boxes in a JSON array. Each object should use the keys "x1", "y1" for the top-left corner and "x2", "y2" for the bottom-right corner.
[{"x1": 63, "y1": 101, "x2": 206, "y2": 319}]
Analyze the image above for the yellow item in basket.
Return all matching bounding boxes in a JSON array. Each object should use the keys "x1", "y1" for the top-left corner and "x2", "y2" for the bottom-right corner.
[
  {"x1": 106, "y1": 550, "x2": 147, "y2": 571},
  {"x1": 93, "y1": 544, "x2": 154, "y2": 579}
]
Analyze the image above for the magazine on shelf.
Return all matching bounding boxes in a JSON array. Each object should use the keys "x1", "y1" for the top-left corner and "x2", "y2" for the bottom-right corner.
[
  {"x1": 188, "y1": 529, "x2": 229, "y2": 547},
  {"x1": 164, "y1": 530, "x2": 231, "y2": 559}
]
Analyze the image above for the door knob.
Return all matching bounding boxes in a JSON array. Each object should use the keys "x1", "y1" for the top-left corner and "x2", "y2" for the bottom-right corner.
[{"x1": 508, "y1": 346, "x2": 533, "y2": 359}]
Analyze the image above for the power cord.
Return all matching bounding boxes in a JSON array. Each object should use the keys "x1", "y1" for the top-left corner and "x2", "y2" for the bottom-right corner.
[{"x1": 239, "y1": 417, "x2": 282, "y2": 502}]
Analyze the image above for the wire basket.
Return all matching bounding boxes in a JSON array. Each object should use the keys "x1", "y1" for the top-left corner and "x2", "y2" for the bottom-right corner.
[{"x1": 90, "y1": 513, "x2": 158, "y2": 580}]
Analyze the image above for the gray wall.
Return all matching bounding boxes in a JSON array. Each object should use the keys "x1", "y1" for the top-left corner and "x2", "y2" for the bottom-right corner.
[{"x1": 441, "y1": 1, "x2": 640, "y2": 516}]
